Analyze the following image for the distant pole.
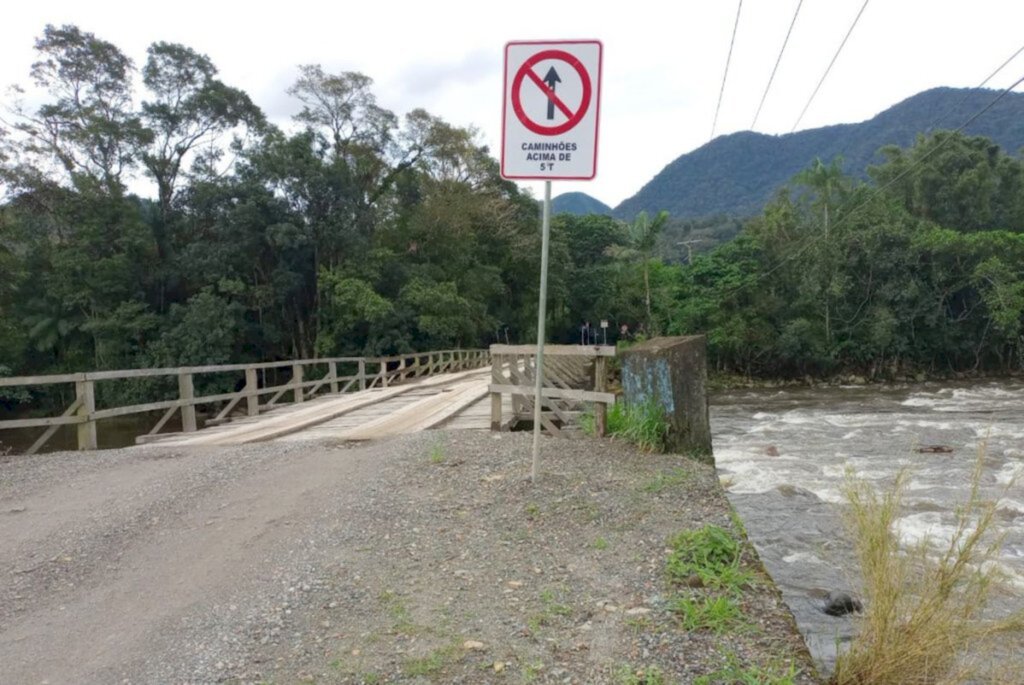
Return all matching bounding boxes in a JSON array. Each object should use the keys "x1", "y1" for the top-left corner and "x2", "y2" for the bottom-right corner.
[{"x1": 531, "y1": 181, "x2": 553, "y2": 482}]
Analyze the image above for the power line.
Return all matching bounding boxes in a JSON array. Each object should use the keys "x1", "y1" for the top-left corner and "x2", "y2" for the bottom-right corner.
[
  {"x1": 791, "y1": 0, "x2": 871, "y2": 133},
  {"x1": 710, "y1": 0, "x2": 744, "y2": 141},
  {"x1": 719, "y1": 72, "x2": 1024, "y2": 297},
  {"x1": 926, "y1": 42, "x2": 1024, "y2": 132},
  {"x1": 751, "y1": 0, "x2": 805, "y2": 130}
]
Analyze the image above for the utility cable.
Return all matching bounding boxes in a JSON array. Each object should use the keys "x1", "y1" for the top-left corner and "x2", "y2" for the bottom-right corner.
[
  {"x1": 714, "y1": 72, "x2": 1024, "y2": 298},
  {"x1": 710, "y1": 0, "x2": 744, "y2": 141},
  {"x1": 926, "y1": 42, "x2": 1024, "y2": 132},
  {"x1": 751, "y1": 0, "x2": 805, "y2": 130},
  {"x1": 791, "y1": 0, "x2": 870, "y2": 133}
]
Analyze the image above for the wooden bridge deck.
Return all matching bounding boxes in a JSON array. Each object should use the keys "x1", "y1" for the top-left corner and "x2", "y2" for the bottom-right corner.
[
  {"x1": 1, "y1": 346, "x2": 611, "y2": 454},
  {"x1": 148, "y1": 367, "x2": 505, "y2": 446}
]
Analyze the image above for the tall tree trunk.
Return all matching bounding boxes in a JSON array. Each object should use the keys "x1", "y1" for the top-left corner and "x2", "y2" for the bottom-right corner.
[
  {"x1": 824, "y1": 202, "x2": 831, "y2": 346},
  {"x1": 644, "y1": 262, "x2": 653, "y2": 336}
]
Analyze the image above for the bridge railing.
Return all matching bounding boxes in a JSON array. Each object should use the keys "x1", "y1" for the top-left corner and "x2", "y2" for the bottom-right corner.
[
  {"x1": 489, "y1": 344, "x2": 616, "y2": 437},
  {"x1": 0, "y1": 349, "x2": 489, "y2": 454}
]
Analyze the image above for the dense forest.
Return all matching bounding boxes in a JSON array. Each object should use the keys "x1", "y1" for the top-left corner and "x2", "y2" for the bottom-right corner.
[{"x1": 2, "y1": 25, "x2": 1024, "y2": 408}]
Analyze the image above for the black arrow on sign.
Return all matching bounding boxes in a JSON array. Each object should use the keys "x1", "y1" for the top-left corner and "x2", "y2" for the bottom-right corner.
[{"x1": 542, "y1": 66, "x2": 561, "y2": 120}]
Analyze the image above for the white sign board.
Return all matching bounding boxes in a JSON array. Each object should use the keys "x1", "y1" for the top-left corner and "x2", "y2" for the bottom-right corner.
[{"x1": 501, "y1": 40, "x2": 602, "y2": 180}]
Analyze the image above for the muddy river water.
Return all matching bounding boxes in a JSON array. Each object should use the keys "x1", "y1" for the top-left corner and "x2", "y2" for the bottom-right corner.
[{"x1": 711, "y1": 380, "x2": 1024, "y2": 673}]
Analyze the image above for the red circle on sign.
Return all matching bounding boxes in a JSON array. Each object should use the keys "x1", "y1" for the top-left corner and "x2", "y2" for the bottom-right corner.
[{"x1": 511, "y1": 49, "x2": 592, "y2": 136}]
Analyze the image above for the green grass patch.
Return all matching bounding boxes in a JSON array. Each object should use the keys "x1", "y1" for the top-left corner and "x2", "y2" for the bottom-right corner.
[
  {"x1": 694, "y1": 651, "x2": 799, "y2": 684},
  {"x1": 592, "y1": 536, "x2": 610, "y2": 550},
  {"x1": 402, "y1": 643, "x2": 460, "y2": 676},
  {"x1": 616, "y1": 663, "x2": 668, "y2": 684},
  {"x1": 641, "y1": 466, "x2": 692, "y2": 493},
  {"x1": 606, "y1": 400, "x2": 669, "y2": 452},
  {"x1": 671, "y1": 595, "x2": 746, "y2": 633},
  {"x1": 666, "y1": 524, "x2": 752, "y2": 590},
  {"x1": 428, "y1": 442, "x2": 445, "y2": 464}
]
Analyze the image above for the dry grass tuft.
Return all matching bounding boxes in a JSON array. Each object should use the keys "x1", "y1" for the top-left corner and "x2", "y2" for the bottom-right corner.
[{"x1": 832, "y1": 445, "x2": 1024, "y2": 684}]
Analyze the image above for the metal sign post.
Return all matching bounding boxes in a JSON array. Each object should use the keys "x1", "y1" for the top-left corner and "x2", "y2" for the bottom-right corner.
[
  {"x1": 502, "y1": 40, "x2": 602, "y2": 481},
  {"x1": 531, "y1": 181, "x2": 553, "y2": 481}
]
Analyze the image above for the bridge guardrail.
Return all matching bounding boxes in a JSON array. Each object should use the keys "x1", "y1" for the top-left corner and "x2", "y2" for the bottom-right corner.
[{"x1": 0, "y1": 349, "x2": 490, "y2": 454}]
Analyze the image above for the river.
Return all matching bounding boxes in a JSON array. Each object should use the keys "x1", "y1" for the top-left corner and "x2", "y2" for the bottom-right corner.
[{"x1": 711, "y1": 379, "x2": 1024, "y2": 674}]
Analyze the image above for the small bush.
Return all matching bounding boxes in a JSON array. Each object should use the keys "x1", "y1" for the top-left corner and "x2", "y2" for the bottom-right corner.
[
  {"x1": 672, "y1": 595, "x2": 746, "y2": 633},
  {"x1": 606, "y1": 400, "x2": 669, "y2": 452},
  {"x1": 832, "y1": 448, "x2": 1024, "y2": 684},
  {"x1": 616, "y1": 663, "x2": 667, "y2": 685},
  {"x1": 695, "y1": 651, "x2": 799, "y2": 685},
  {"x1": 667, "y1": 524, "x2": 743, "y2": 587}
]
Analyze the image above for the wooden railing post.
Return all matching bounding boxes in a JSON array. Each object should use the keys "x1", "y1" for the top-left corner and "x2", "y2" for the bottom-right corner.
[
  {"x1": 594, "y1": 356, "x2": 608, "y2": 437},
  {"x1": 380, "y1": 360, "x2": 389, "y2": 388},
  {"x1": 329, "y1": 361, "x2": 339, "y2": 394},
  {"x1": 76, "y1": 378, "x2": 97, "y2": 450},
  {"x1": 428, "y1": 352, "x2": 435, "y2": 376},
  {"x1": 245, "y1": 368, "x2": 259, "y2": 416},
  {"x1": 358, "y1": 359, "x2": 367, "y2": 391},
  {"x1": 293, "y1": 364, "x2": 304, "y2": 402},
  {"x1": 398, "y1": 357, "x2": 407, "y2": 382},
  {"x1": 178, "y1": 373, "x2": 197, "y2": 433},
  {"x1": 490, "y1": 354, "x2": 503, "y2": 431}
]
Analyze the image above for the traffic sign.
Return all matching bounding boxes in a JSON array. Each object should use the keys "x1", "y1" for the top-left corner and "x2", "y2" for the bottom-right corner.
[{"x1": 502, "y1": 40, "x2": 602, "y2": 180}]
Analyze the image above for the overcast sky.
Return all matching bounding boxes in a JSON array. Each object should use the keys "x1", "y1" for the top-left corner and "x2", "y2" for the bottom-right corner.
[{"x1": 2, "y1": 0, "x2": 1023, "y2": 207}]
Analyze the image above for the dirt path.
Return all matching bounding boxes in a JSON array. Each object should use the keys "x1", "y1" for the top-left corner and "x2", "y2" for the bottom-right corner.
[{"x1": 0, "y1": 431, "x2": 818, "y2": 684}]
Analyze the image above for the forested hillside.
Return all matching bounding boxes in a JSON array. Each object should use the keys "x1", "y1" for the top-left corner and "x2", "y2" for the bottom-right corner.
[
  {"x1": 1, "y1": 25, "x2": 1023, "y2": 400},
  {"x1": 660, "y1": 132, "x2": 1024, "y2": 377},
  {"x1": 551, "y1": 191, "x2": 611, "y2": 216},
  {"x1": 615, "y1": 87, "x2": 1024, "y2": 220}
]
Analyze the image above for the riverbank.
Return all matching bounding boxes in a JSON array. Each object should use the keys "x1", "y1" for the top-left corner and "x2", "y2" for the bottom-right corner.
[
  {"x1": 0, "y1": 430, "x2": 818, "y2": 683},
  {"x1": 707, "y1": 368, "x2": 1022, "y2": 391}
]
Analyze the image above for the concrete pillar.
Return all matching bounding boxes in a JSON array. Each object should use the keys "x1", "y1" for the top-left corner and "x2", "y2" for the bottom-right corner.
[{"x1": 619, "y1": 336, "x2": 712, "y2": 462}]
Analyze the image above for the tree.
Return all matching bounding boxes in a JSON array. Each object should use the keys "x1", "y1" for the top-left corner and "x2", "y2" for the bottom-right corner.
[
  {"x1": 608, "y1": 210, "x2": 669, "y2": 335},
  {"x1": 11, "y1": 24, "x2": 150, "y2": 195},
  {"x1": 794, "y1": 157, "x2": 849, "y2": 347},
  {"x1": 141, "y1": 42, "x2": 265, "y2": 228},
  {"x1": 871, "y1": 131, "x2": 1024, "y2": 233}
]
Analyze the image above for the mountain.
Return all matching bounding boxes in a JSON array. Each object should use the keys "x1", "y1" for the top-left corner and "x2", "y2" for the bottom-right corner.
[
  {"x1": 615, "y1": 87, "x2": 1024, "y2": 220},
  {"x1": 551, "y1": 192, "x2": 612, "y2": 216}
]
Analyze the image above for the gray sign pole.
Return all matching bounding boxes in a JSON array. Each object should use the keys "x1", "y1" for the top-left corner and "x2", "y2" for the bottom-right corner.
[{"x1": 531, "y1": 180, "x2": 553, "y2": 482}]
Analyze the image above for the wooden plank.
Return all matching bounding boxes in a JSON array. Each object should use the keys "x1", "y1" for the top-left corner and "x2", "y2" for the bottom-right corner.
[
  {"x1": 489, "y1": 344, "x2": 616, "y2": 357},
  {"x1": 179, "y1": 373, "x2": 197, "y2": 433},
  {"x1": 26, "y1": 397, "x2": 84, "y2": 455},
  {"x1": 245, "y1": 368, "x2": 259, "y2": 417},
  {"x1": 0, "y1": 356, "x2": 373, "y2": 387},
  {"x1": 594, "y1": 356, "x2": 608, "y2": 437},
  {"x1": 0, "y1": 416, "x2": 82, "y2": 429},
  {"x1": 292, "y1": 365, "x2": 304, "y2": 403},
  {"x1": 213, "y1": 395, "x2": 243, "y2": 422},
  {"x1": 76, "y1": 379, "x2": 97, "y2": 450},
  {"x1": 146, "y1": 405, "x2": 179, "y2": 437},
  {"x1": 157, "y1": 368, "x2": 489, "y2": 446},
  {"x1": 0, "y1": 373, "x2": 84, "y2": 387},
  {"x1": 488, "y1": 384, "x2": 616, "y2": 404},
  {"x1": 337, "y1": 377, "x2": 489, "y2": 439}
]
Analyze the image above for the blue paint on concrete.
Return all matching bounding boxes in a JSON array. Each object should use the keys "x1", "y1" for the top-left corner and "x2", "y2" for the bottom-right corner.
[
  {"x1": 622, "y1": 357, "x2": 675, "y2": 414},
  {"x1": 655, "y1": 358, "x2": 675, "y2": 413}
]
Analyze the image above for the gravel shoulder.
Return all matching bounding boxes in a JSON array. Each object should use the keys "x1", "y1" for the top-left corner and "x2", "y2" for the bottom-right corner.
[{"x1": 0, "y1": 430, "x2": 819, "y2": 684}]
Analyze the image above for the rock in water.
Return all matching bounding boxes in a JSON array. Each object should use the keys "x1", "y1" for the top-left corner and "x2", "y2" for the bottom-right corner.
[{"x1": 823, "y1": 591, "x2": 863, "y2": 616}]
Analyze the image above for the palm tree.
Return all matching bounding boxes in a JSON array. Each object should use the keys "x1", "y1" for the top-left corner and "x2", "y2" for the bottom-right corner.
[
  {"x1": 608, "y1": 210, "x2": 669, "y2": 336},
  {"x1": 795, "y1": 157, "x2": 846, "y2": 346}
]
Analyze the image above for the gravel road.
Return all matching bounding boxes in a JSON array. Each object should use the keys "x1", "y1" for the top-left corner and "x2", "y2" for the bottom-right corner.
[{"x1": 0, "y1": 431, "x2": 817, "y2": 684}]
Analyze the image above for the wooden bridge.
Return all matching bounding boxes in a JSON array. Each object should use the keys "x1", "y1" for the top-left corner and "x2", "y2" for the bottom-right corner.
[{"x1": 0, "y1": 346, "x2": 616, "y2": 454}]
